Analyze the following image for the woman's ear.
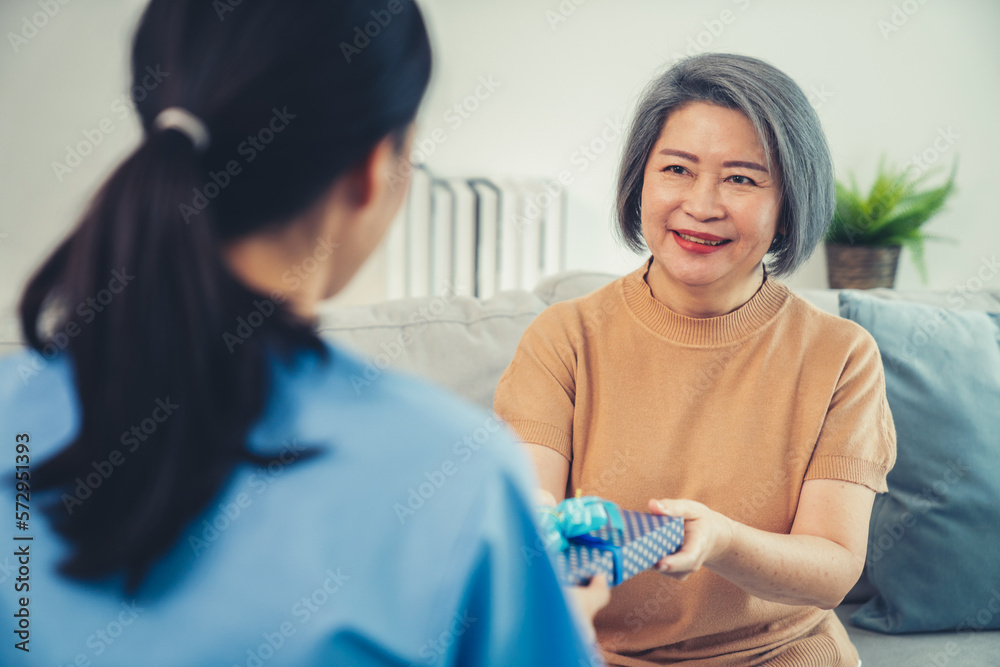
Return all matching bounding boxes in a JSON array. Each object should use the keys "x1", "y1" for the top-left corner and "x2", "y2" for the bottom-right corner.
[
  {"x1": 344, "y1": 136, "x2": 396, "y2": 209},
  {"x1": 344, "y1": 125, "x2": 414, "y2": 211}
]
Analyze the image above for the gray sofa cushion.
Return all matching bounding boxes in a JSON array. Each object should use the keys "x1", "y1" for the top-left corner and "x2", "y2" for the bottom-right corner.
[
  {"x1": 316, "y1": 288, "x2": 547, "y2": 410},
  {"x1": 840, "y1": 293, "x2": 1000, "y2": 633},
  {"x1": 836, "y1": 604, "x2": 1000, "y2": 666}
]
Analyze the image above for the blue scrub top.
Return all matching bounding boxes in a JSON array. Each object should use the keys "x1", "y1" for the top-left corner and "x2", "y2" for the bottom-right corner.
[{"x1": 0, "y1": 341, "x2": 599, "y2": 666}]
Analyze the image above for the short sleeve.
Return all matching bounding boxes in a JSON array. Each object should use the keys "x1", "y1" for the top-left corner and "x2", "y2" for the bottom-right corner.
[
  {"x1": 446, "y1": 458, "x2": 600, "y2": 666},
  {"x1": 493, "y1": 306, "x2": 578, "y2": 461},
  {"x1": 805, "y1": 329, "x2": 898, "y2": 493}
]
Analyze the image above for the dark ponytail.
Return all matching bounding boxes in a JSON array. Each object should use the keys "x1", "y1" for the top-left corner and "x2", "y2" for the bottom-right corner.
[{"x1": 22, "y1": 0, "x2": 431, "y2": 590}]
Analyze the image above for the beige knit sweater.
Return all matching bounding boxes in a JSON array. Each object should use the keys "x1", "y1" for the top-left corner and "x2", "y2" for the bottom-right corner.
[{"x1": 495, "y1": 258, "x2": 896, "y2": 666}]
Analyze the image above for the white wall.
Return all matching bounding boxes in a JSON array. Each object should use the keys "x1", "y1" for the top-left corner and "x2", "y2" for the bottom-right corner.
[
  {"x1": 411, "y1": 0, "x2": 1000, "y2": 294},
  {"x1": 0, "y1": 0, "x2": 147, "y2": 326},
  {"x1": 2, "y1": 0, "x2": 998, "y2": 317}
]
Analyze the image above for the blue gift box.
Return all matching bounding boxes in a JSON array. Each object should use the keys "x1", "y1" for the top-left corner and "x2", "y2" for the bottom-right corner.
[{"x1": 548, "y1": 506, "x2": 684, "y2": 587}]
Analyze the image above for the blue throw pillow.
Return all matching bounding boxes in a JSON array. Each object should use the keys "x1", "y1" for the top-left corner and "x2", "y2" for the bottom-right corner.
[{"x1": 838, "y1": 291, "x2": 1000, "y2": 633}]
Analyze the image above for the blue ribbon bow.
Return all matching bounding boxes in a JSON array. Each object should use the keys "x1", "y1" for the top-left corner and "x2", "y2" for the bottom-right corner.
[{"x1": 537, "y1": 496, "x2": 627, "y2": 583}]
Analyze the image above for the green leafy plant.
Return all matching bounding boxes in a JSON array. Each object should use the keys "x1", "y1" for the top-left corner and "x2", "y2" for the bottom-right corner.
[{"x1": 825, "y1": 158, "x2": 957, "y2": 283}]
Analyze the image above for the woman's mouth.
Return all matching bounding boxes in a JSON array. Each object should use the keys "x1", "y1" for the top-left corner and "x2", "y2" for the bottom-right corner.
[
  {"x1": 675, "y1": 231, "x2": 729, "y2": 246},
  {"x1": 671, "y1": 230, "x2": 732, "y2": 253}
]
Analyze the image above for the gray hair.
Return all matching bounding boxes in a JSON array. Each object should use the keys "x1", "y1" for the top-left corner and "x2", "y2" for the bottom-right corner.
[{"x1": 615, "y1": 53, "x2": 834, "y2": 277}]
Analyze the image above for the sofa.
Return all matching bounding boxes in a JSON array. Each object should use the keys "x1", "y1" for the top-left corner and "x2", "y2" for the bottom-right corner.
[
  {"x1": 2, "y1": 270, "x2": 999, "y2": 665},
  {"x1": 314, "y1": 270, "x2": 1000, "y2": 666}
]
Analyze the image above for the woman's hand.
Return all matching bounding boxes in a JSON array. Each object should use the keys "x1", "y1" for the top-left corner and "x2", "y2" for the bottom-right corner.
[
  {"x1": 648, "y1": 498, "x2": 735, "y2": 581},
  {"x1": 648, "y1": 482, "x2": 874, "y2": 608}
]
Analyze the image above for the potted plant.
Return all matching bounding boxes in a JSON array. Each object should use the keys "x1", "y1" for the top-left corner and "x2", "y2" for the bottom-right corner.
[{"x1": 824, "y1": 159, "x2": 957, "y2": 289}]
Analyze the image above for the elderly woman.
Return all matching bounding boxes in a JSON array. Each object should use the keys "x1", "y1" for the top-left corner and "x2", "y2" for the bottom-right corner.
[{"x1": 495, "y1": 53, "x2": 896, "y2": 666}]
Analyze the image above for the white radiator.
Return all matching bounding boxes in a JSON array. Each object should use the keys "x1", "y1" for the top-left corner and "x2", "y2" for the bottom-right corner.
[{"x1": 383, "y1": 166, "x2": 566, "y2": 299}]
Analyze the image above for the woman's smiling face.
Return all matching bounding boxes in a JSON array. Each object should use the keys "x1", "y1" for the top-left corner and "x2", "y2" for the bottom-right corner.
[{"x1": 641, "y1": 101, "x2": 782, "y2": 291}]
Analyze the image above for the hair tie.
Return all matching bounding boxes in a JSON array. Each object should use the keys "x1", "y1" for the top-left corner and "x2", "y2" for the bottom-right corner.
[{"x1": 153, "y1": 107, "x2": 211, "y2": 153}]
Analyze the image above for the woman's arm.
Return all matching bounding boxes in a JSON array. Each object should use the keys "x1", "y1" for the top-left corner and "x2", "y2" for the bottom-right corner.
[
  {"x1": 529, "y1": 433, "x2": 873, "y2": 609},
  {"x1": 651, "y1": 478, "x2": 874, "y2": 610},
  {"x1": 524, "y1": 442, "x2": 572, "y2": 503}
]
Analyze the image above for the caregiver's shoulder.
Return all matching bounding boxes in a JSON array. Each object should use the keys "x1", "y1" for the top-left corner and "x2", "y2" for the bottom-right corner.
[{"x1": 312, "y1": 341, "x2": 533, "y2": 475}]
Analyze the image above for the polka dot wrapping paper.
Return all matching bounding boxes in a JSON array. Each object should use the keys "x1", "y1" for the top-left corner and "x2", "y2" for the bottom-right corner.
[{"x1": 553, "y1": 510, "x2": 684, "y2": 586}]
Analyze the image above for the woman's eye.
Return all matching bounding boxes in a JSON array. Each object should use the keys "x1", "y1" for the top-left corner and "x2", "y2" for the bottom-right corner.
[
  {"x1": 728, "y1": 174, "x2": 757, "y2": 186},
  {"x1": 663, "y1": 165, "x2": 687, "y2": 175}
]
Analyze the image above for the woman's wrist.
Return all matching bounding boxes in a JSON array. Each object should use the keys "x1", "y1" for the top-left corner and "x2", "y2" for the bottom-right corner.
[
  {"x1": 700, "y1": 517, "x2": 857, "y2": 609},
  {"x1": 705, "y1": 509, "x2": 737, "y2": 568}
]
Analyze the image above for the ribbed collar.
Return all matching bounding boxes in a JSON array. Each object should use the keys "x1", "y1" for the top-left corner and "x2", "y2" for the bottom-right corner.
[{"x1": 621, "y1": 257, "x2": 790, "y2": 346}]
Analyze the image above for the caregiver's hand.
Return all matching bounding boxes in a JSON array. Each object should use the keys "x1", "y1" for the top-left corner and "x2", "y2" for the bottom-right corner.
[
  {"x1": 648, "y1": 498, "x2": 735, "y2": 581},
  {"x1": 535, "y1": 488, "x2": 558, "y2": 507},
  {"x1": 566, "y1": 575, "x2": 610, "y2": 642},
  {"x1": 534, "y1": 489, "x2": 610, "y2": 639}
]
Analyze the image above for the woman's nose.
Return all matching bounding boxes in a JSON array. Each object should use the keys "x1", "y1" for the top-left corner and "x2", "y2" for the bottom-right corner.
[{"x1": 681, "y1": 177, "x2": 725, "y2": 221}]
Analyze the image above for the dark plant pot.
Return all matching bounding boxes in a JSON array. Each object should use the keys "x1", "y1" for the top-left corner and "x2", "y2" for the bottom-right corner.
[{"x1": 825, "y1": 243, "x2": 901, "y2": 289}]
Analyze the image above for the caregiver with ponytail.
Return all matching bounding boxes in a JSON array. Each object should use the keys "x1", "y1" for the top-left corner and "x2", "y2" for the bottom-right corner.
[{"x1": 0, "y1": 1, "x2": 603, "y2": 664}]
